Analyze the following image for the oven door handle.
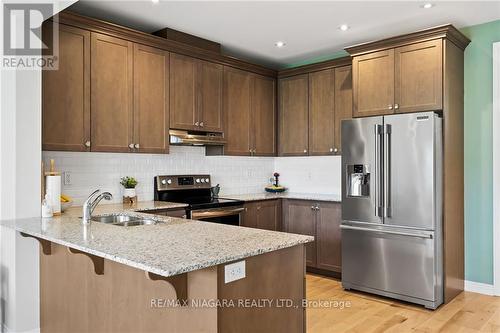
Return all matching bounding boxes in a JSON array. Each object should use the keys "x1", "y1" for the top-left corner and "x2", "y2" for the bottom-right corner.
[{"x1": 191, "y1": 207, "x2": 245, "y2": 219}]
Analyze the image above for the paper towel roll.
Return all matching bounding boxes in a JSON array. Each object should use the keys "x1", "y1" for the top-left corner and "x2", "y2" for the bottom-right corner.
[{"x1": 46, "y1": 175, "x2": 61, "y2": 215}]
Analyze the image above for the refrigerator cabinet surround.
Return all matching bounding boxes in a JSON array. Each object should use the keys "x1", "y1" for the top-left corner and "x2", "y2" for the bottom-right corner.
[{"x1": 341, "y1": 112, "x2": 443, "y2": 309}]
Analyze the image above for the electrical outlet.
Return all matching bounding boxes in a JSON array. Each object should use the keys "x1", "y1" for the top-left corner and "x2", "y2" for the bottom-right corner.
[
  {"x1": 63, "y1": 171, "x2": 72, "y2": 185},
  {"x1": 224, "y1": 260, "x2": 245, "y2": 283}
]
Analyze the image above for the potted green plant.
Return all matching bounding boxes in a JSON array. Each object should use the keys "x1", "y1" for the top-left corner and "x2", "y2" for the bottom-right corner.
[{"x1": 120, "y1": 176, "x2": 138, "y2": 203}]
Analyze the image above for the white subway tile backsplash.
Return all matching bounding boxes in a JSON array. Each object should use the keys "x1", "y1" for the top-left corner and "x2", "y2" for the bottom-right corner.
[{"x1": 43, "y1": 147, "x2": 341, "y2": 205}]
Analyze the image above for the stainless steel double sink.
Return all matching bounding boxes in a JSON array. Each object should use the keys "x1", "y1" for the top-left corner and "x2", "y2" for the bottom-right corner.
[{"x1": 90, "y1": 214, "x2": 162, "y2": 227}]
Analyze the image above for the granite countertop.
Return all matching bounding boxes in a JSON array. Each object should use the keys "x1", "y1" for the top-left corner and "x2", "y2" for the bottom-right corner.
[
  {"x1": 225, "y1": 192, "x2": 341, "y2": 203},
  {"x1": 63, "y1": 200, "x2": 189, "y2": 217},
  {"x1": 0, "y1": 205, "x2": 313, "y2": 278}
]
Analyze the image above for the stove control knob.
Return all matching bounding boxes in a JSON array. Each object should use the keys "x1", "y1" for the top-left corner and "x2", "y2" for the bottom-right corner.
[
  {"x1": 200, "y1": 178, "x2": 205, "y2": 183},
  {"x1": 196, "y1": 178, "x2": 201, "y2": 183},
  {"x1": 167, "y1": 179, "x2": 172, "y2": 185},
  {"x1": 205, "y1": 178, "x2": 210, "y2": 183},
  {"x1": 161, "y1": 179, "x2": 167, "y2": 185}
]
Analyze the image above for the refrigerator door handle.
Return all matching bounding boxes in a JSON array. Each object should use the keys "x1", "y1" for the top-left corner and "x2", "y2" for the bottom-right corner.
[
  {"x1": 384, "y1": 124, "x2": 392, "y2": 218},
  {"x1": 374, "y1": 124, "x2": 383, "y2": 217},
  {"x1": 340, "y1": 225, "x2": 433, "y2": 239}
]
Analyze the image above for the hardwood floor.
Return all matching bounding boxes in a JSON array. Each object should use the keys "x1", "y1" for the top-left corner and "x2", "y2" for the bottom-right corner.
[{"x1": 306, "y1": 274, "x2": 500, "y2": 332}]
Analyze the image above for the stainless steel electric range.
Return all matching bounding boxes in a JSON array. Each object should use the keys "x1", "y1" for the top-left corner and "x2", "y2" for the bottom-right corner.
[{"x1": 153, "y1": 175, "x2": 244, "y2": 226}]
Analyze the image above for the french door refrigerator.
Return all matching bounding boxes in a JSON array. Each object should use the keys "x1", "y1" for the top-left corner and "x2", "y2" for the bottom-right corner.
[{"x1": 341, "y1": 112, "x2": 443, "y2": 309}]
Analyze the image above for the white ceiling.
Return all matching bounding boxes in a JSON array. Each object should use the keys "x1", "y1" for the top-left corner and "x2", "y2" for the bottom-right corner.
[{"x1": 71, "y1": 1, "x2": 500, "y2": 68}]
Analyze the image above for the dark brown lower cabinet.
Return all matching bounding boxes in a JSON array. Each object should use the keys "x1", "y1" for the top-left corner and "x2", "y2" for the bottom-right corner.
[
  {"x1": 242, "y1": 200, "x2": 281, "y2": 231},
  {"x1": 283, "y1": 200, "x2": 317, "y2": 267},
  {"x1": 283, "y1": 199, "x2": 341, "y2": 272},
  {"x1": 316, "y1": 202, "x2": 342, "y2": 272}
]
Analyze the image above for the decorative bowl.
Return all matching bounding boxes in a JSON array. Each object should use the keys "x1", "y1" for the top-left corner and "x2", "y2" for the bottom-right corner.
[
  {"x1": 265, "y1": 186, "x2": 287, "y2": 193},
  {"x1": 61, "y1": 200, "x2": 73, "y2": 212}
]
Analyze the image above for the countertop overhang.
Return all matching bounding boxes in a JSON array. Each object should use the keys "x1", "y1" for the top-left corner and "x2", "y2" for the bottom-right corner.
[{"x1": 0, "y1": 201, "x2": 313, "y2": 278}]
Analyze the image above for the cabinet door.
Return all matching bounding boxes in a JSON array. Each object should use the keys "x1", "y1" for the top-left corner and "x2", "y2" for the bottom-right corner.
[
  {"x1": 170, "y1": 53, "x2": 198, "y2": 130},
  {"x1": 352, "y1": 49, "x2": 395, "y2": 117},
  {"x1": 133, "y1": 44, "x2": 169, "y2": 154},
  {"x1": 91, "y1": 33, "x2": 133, "y2": 152},
  {"x1": 256, "y1": 200, "x2": 281, "y2": 231},
  {"x1": 198, "y1": 61, "x2": 223, "y2": 132},
  {"x1": 241, "y1": 202, "x2": 258, "y2": 228},
  {"x1": 223, "y1": 67, "x2": 252, "y2": 156},
  {"x1": 42, "y1": 24, "x2": 90, "y2": 151},
  {"x1": 334, "y1": 65, "x2": 353, "y2": 154},
  {"x1": 279, "y1": 75, "x2": 309, "y2": 156},
  {"x1": 308, "y1": 69, "x2": 335, "y2": 155},
  {"x1": 395, "y1": 40, "x2": 443, "y2": 113},
  {"x1": 283, "y1": 200, "x2": 317, "y2": 267},
  {"x1": 316, "y1": 202, "x2": 342, "y2": 272},
  {"x1": 252, "y1": 75, "x2": 276, "y2": 156}
]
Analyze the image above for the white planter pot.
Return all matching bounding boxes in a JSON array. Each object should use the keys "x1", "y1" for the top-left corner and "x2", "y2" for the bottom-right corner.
[{"x1": 123, "y1": 188, "x2": 136, "y2": 198}]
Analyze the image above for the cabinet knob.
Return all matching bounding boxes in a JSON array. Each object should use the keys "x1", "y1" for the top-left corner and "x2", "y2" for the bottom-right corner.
[
  {"x1": 388, "y1": 104, "x2": 393, "y2": 110},
  {"x1": 84, "y1": 141, "x2": 91, "y2": 148},
  {"x1": 329, "y1": 148, "x2": 333, "y2": 153},
  {"x1": 128, "y1": 143, "x2": 134, "y2": 149},
  {"x1": 394, "y1": 104, "x2": 400, "y2": 110},
  {"x1": 134, "y1": 143, "x2": 140, "y2": 149},
  {"x1": 303, "y1": 149, "x2": 307, "y2": 153},
  {"x1": 195, "y1": 121, "x2": 199, "y2": 126},
  {"x1": 200, "y1": 122, "x2": 204, "y2": 127},
  {"x1": 334, "y1": 148, "x2": 338, "y2": 153}
]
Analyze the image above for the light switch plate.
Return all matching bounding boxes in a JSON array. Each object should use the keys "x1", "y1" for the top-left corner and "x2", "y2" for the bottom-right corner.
[{"x1": 224, "y1": 260, "x2": 245, "y2": 283}]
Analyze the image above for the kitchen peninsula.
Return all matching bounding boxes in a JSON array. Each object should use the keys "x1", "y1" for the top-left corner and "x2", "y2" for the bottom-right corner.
[{"x1": 1, "y1": 203, "x2": 312, "y2": 333}]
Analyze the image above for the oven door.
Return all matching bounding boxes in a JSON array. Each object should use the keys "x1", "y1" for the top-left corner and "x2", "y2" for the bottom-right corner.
[{"x1": 190, "y1": 206, "x2": 245, "y2": 226}]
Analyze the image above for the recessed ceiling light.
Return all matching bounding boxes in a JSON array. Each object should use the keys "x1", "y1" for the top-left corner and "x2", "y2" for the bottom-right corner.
[
  {"x1": 275, "y1": 41, "x2": 286, "y2": 48},
  {"x1": 339, "y1": 24, "x2": 350, "y2": 31},
  {"x1": 152, "y1": 0, "x2": 159, "y2": 3},
  {"x1": 422, "y1": 3, "x2": 434, "y2": 9}
]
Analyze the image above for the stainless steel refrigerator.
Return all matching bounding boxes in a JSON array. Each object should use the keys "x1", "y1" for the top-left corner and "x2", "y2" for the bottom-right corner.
[{"x1": 341, "y1": 111, "x2": 443, "y2": 309}]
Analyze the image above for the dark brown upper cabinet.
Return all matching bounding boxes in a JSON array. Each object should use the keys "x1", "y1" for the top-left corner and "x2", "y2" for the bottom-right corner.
[
  {"x1": 334, "y1": 65, "x2": 353, "y2": 153},
  {"x1": 278, "y1": 62, "x2": 352, "y2": 156},
  {"x1": 170, "y1": 53, "x2": 223, "y2": 132},
  {"x1": 169, "y1": 53, "x2": 197, "y2": 130},
  {"x1": 199, "y1": 60, "x2": 223, "y2": 132},
  {"x1": 252, "y1": 75, "x2": 277, "y2": 156},
  {"x1": 308, "y1": 69, "x2": 335, "y2": 155},
  {"x1": 394, "y1": 40, "x2": 443, "y2": 113},
  {"x1": 223, "y1": 67, "x2": 252, "y2": 156},
  {"x1": 352, "y1": 40, "x2": 443, "y2": 117},
  {"x1": 279, "y1": 74, "x2": 309, "y2": 156},
  {"x1": 224, "y1": 67, "x2": 276, "y2": 156},
  {"x1": 42, "y1": 24, "x2": 91, "y2": 152},
  {"x1": 352, "y1": 49, "x2": 395, "y2": 117},
  {"x1": 133, "y1": 44, "x2": 170, "y2": 154},
  {"x1": 90, "y1": 33, "x2": 134, "y2": 153}
]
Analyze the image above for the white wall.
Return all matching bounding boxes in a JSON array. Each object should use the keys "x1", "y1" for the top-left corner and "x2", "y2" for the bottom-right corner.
[
  {"x1": 43, "y1": 149, "x2": 342, "y2": 204},
  {"x1": 274, "y1": 156, "x2": 342, "y2": 195}
]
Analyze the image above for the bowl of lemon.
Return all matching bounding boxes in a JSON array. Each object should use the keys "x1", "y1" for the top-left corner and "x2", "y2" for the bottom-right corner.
[{"x1": 60, "y1": 194, "x2": 73, "y2": 212}]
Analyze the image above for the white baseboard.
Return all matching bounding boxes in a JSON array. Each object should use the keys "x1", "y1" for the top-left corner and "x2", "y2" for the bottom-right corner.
[{"x1": 464, "y1": 280, "x2": 496, "y2": 296}]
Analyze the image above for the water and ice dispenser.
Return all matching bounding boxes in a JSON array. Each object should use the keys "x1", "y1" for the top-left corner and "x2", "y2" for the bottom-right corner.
[{"x1": 346, "y1": 164, "x2": 370, "y2": 197}]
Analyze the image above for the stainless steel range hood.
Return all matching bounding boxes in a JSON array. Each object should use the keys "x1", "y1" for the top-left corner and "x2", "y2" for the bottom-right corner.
[{"x1": 169, "y1": 129, "x2": 226, "y2": 146}]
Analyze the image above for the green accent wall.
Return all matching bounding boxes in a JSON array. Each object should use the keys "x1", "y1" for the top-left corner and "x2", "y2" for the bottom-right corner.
[
  {"x1": 461, "y1": 19, "x2": 500, "y2": 285},
  {"x1": 283, "y1": 19, "x2": 500, "y2": 285},
  {"x1": 281, "y1": 50, "x2": 349, "y2": 69}
]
